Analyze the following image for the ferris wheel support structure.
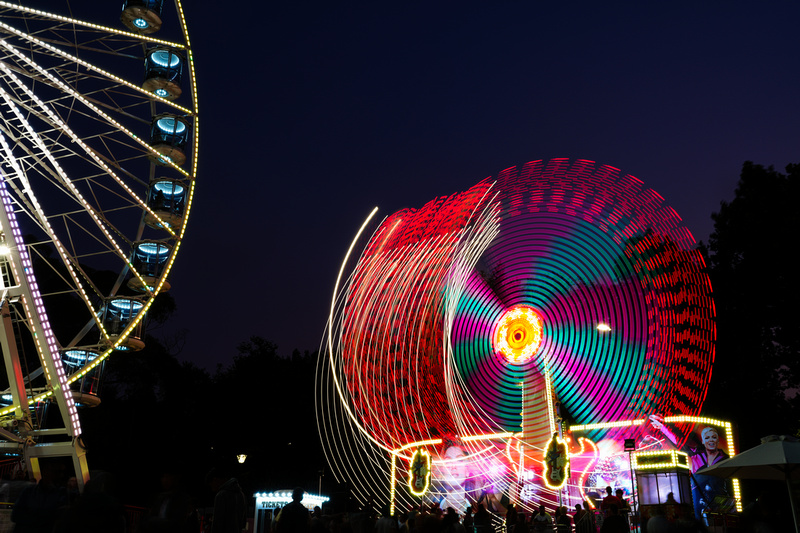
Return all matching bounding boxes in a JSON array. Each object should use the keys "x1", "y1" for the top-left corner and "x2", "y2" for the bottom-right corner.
[{"x1": 0, "y1": 183, "x2": 87, "y2": 486}]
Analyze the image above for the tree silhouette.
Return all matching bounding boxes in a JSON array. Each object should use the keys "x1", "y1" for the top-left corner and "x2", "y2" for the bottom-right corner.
[
  {"x1": 212, "y1": 338, "x2": 322, "y2": 491},
  {"x1": 703, "y1": 161, "x2": 800, "y2": 447},
  {"x1": 80, "y1": 319, "x2": 215, "y2": 505},
  {"x1": 81, "y1": 333, "x2": 323, "y2": 506}
]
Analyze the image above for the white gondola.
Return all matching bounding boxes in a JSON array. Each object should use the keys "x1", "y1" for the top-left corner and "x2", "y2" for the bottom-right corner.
[
  {"x1": 61, "y1": 350, "x2": 103, "y2": 408},
  {"x1": 150, "y1": 114, "x2": 190, "y2": 166},
  {"x1": 146, "y1": 178, "x2": 187, "y2": 229}
]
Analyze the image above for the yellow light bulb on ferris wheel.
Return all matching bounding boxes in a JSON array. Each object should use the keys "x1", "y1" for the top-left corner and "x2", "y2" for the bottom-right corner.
[{"x1": 493, "y1": 305, "x2": 543, "y2": 364}]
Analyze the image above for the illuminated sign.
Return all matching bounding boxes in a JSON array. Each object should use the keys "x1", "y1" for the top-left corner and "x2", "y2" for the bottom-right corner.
[
  {"x1": 254, "y1": 491, "x2": 330, "y2": 510},
  {"x1": 408, "y1": 448, "x2": 431, "y2": 496},
  {"x1": 632, "y1": 450, "x2": 690, "y2": 470},
  {"x1": 543, "y1": 433, "x2": 569, "y2": 489}
]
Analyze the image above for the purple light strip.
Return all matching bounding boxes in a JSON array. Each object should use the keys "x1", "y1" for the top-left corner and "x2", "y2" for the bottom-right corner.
[{"x1": 0, "y1": 177, "x2": 81, "y2": 435}]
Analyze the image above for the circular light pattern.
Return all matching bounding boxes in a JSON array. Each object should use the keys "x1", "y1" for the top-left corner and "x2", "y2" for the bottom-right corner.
[
  {"x1": 153, "y1": 180, "x2": 185, "y2": 196},
  {"x1": 150, "y1": 49, "x2": 181, "y2": 68},
  {"x1": 156, "y1": 116, "x2": 186, "y2": 134},
  {"x1": 317, "y1": 159, "x2": 716, "y2": 509},
  {"x1": 494, "y1": 306, "x2": 543, "y2": 364},
  {"x1": 109, "y1": 298, "x2": 144, "y2": 317}
]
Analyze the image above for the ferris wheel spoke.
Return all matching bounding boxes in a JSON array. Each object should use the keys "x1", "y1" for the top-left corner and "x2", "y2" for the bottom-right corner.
[
  {"x1": 0, "y1": 2, "x2": 185, "y2": 49},
  {"x1": 0, "y1": 39, "x2": 192, "y2": 179},
  {"x1": 0, "y1": 86, "x2": 134, "y2": 274},
  {"x1": 0, "y1": 133, "x2": 105, "y2": 330},
  {"x1": 0, "y1": 62, "x2": 177, "y2": 247},
  {"x1": 0, "y1": 20, "x2": 192, "y2": 117}
]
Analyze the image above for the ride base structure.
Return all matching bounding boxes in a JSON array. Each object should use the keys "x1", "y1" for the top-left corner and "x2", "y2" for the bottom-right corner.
[{"x1": 389, "y1": 413, "x2": 742, "y2": 521}]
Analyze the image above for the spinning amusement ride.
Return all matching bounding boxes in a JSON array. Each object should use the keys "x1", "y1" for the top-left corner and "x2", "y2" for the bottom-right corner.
[
  {"x1": 0, "y1": 0, "x2": 197, "y2": 486},
  {"x1": 318, "y1": 159, "x2": 733, "y2": 516}
]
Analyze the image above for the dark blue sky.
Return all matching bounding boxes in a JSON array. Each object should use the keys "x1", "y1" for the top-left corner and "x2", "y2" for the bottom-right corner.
[{"x1": 167, "y1": 0, "x2": 799, "y2": 368}]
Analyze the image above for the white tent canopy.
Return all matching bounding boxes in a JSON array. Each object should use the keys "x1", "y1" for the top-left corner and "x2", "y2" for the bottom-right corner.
[{"x1": 697, "y1": 435, "x2": 800, "y2": 533}]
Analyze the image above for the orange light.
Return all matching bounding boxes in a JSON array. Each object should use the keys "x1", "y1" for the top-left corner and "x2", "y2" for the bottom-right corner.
[{"x1": 494, "y1": 306, "x2": 543, "y2": 364}]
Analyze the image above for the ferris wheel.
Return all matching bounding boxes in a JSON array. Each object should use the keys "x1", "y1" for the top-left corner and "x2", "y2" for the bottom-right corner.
[
  {"x1": 0, "y1": 0, "x2": 197, "y2": 484},
  {"x1": 318, "y1": 159, "x2": 715, "y2": 511}
]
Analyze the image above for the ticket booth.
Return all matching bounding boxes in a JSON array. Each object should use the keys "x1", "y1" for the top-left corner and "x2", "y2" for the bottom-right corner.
[
  {"x1": 633, "y1": 450, "x2": 693, "y2": 528},
  {"x1": 253, "y1": 491, "x2": 330, "y2": 533}
]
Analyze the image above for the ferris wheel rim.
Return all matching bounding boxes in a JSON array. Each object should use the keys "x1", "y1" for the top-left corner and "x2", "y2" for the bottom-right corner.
[{"x1": 0, "y1": 0, "x2": 198, "y2": 413}]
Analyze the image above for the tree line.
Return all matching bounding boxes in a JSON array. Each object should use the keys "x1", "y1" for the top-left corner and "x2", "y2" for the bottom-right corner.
[{"x1": 80, "y1": 332, "x2": 322, "y2": 506}]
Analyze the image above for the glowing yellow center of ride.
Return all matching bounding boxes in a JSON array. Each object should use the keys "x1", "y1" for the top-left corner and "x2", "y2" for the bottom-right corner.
[{"x1": 494, "y1": 306, "x2": 543, "y2": 364}]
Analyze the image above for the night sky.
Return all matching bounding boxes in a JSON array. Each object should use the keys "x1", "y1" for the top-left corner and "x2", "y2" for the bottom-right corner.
[{"x1": 167, "y1": 1, "x2": 799, "y2": 369}]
